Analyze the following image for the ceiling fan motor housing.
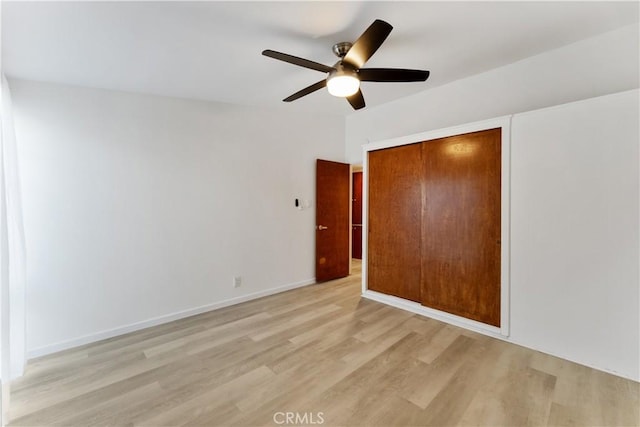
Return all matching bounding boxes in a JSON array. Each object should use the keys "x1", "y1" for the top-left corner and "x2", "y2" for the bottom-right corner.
[{"x1": 328, "y1": 62, "x2": 358, "y2": 79}]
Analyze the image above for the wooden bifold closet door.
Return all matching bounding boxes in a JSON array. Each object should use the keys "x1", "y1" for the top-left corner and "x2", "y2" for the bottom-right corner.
[
  {"x1": 421, "y1": 129, "x2": 501, "y2": 326},
  {"x1": 368, "y1": 143, "x2": 423, "y2": 302},
  {"x1": 367, "y1": 128, "x2": 501, "y2": 326}
]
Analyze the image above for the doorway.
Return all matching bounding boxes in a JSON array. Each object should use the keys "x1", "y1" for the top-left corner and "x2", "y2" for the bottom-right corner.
[
  {"x1": 351, "y1": 166, "x2": 363, "y2": 260},
  {"x1": 314, "y1": 160, "x2": 365, "y2": 282}
]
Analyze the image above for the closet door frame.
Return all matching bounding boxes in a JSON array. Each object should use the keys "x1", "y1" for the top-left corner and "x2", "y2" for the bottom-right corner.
[{"x1": 361, "y1": 116, "x2": 512, "y2": 338}]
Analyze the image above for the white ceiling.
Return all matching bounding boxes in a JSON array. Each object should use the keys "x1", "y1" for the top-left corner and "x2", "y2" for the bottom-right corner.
[{"x1": 3, "y1": 1, "x2": 638, "y2": 116}]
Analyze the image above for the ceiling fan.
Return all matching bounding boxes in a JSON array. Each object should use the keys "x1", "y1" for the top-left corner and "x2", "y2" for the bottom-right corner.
[{"x1": 262, "y1": 19, "x2": 430, "y2": 110}]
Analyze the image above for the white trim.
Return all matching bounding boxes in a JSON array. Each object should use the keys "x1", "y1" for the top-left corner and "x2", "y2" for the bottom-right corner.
[
  {"x1": 506, "y1": 336, "x2": 639, "y2": 382},
  {"x1": 362, "y1": 116, "x2": 512, "y2": 337},
  {"x1": 500, "y1": 117, "x2": 512, "y2": 337},
  {"x1": 27, "y1": 278, "x2": 315, "y2": 359},
  {"x1": 361, "y1": 151, "x2": 369, "y2": 296},
  {"x1": 362, "y1": 290, "x2": 503, "y2": 337},
  {"x1": 362, "y1": 289, "x2": 637, "y2": 382}
]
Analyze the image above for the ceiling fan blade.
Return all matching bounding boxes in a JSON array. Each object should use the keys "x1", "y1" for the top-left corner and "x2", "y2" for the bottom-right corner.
[
  {"x1": 262, "y1": 49, "x2": 335, "y2": 73},
  {"x1": 342, "y1": 19, "x2": 393, "y2": 69},
  {"x1": 347, "y1": 90, "x2": 365, "y2": 110},
  {"x1": 358, "y1": 68, "x2": 430, "y2": 82},
  {"x1": 283, "y1": 80, "x2": 327, "y2": 102}
]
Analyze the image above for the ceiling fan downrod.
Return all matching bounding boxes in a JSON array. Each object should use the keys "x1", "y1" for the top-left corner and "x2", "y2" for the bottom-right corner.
[{"x1": 332, "y1": 42, "x2": 353, "y2": 58}]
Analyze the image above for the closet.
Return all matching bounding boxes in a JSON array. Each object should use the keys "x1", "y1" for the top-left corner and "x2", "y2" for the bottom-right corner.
[{"x1": 367, "y1": 128, "x2": 501, "y2": 327}]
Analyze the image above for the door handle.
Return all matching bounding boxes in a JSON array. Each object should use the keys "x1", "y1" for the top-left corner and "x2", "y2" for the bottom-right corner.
[{"x1": 317, "y1": 225, "x2": 328, "y2": 230}]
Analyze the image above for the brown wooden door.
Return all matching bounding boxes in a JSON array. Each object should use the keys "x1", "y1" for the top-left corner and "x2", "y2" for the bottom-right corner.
[
  {"x1": 368, "y1": 143, "x2": 423, "y2": 302},
  {"x1": 352, "y1": 226, "x2": 362, "y2": 259},
  {"x1": 421, "y1": 128, "x2": 501, "y2": 326},
  {"x1": 352, "y1": 172, "x2": 363, "y2": 259},
  {"x1": 316, "y1": 159, "x2": 350, "y2": 282}
]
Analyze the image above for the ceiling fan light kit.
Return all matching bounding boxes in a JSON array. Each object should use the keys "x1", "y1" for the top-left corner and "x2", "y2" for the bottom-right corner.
[
  {"x1": 262, "y1": 19, "x2": 430, "y2": 110},
  {"x1": 327, "y1": 64, "x2": 360, "y2": 97}
]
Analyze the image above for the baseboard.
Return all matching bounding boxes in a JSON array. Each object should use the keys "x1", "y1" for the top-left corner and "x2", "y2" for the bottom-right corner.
[
  {"x1": 506, "y1": 336, "x2": 640, "y2": 383},
  {"x1": 10, "y1": 359, "x2": 25, "y2": 380},
  {"x1": 27, "y1": 278, "x2": 316, "y2": 360},
  {"x1": 362, "y1": 290, "x2": 639, "y2": 382},
  {"x1": 362, "y1": 290, "x2": 504, "y2": 338}
]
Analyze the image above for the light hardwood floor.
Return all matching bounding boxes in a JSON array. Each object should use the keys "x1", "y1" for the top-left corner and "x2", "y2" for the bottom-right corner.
[{"x1": 10, "y1": 260, "x2": 639, "y2": 426}]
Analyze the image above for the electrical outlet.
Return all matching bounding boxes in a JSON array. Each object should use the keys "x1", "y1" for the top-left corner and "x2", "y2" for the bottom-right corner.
[{"x1": 233, "y1": 276, "x2": 242, "y2": 288}]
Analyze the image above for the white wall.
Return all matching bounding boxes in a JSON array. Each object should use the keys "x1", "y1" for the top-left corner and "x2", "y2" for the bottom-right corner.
[
  {"x1": 10, "y1": 79, "x2": 345, "y2": 356},
  {"x1": 346, "y1": 24, "x2": 639, "y2": 163},
  {"x1": 509, "y1": 90, "x2": 639, "y2": 381},
  {"x1": 347, "y1": 22, "x2": 639, "y2": 379}
]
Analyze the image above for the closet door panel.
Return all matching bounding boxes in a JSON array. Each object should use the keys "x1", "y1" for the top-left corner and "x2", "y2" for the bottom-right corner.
[
  {"x1": 368, "y1": 143, "x2": 422, "y2": 302},
  {"x1": 421, "y1": 128, "x2": 501, "y2": 326}
]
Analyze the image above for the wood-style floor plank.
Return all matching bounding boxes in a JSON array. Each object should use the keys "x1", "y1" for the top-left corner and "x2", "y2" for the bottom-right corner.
[{"x1": 9, "y1": 260, "x2": 639, "y2": 426}]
